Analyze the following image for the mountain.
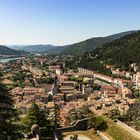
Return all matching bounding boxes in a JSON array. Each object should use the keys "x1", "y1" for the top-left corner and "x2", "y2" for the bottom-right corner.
[
  {"x1": 65, "y1": 30, "x2": 140, "y2": 76},
  {"x1": 0, "y1": 45, "x2": 25, "y2": 56},
  {"x1": 10, "y1": 44, "x2": 58, "y2": 53},
  {"x1": 9, "y1": 30, "x2": 136, "y2": 55},
  {"x1": 46, "y1": 30, "x2": 136, "y2": 55},
  {"x1": 75, "y1": 30, "x2": 140, "y2": 72},
  {"x1": 92, "y1": 30, "x2": 140, "y2": 67},
  {"x1": 8, "y1": 45, "x2": 26, "y2": 50}
]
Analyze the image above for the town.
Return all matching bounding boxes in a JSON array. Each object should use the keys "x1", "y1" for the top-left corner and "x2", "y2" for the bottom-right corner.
[
  {"x1": 1, "y1": 54, "x2": 140, "y2": 140},
  {"x1": 0, "y1": 0, "x2": 140, "y2": 140}
]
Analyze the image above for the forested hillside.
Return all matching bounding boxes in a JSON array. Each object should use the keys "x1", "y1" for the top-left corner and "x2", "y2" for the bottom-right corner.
[
  {"x1": 90, "y1": 30, "x2": 140, "y2": 68},
  {"x1": 66, "y1": 30, "x2": 140, "y2": 74}
]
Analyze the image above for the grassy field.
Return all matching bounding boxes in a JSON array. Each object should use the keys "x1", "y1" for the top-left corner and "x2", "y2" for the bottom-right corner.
[
  {"x1": 104, "y1": 117, "x2": 140, "y2": 140},
  {"x1": 62, "y1": 129, "x2": 100, "y2": 140}
]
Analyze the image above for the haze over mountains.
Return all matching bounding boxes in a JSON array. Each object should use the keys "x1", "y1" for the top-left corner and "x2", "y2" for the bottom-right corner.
[
  {"x1": 0, "y1": 45, "x2": 26, "y2": 56},
  {"x1": 1, "y1": 30, "x2": 137, "y2": 56},
  {"x1": 10, "y1": 44, "x2": 57, "y2": 54}
]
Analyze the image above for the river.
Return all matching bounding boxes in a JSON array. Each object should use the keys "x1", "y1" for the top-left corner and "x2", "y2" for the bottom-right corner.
[{"x1": 0, "y1": 57, "x2": 24, "y2": 63}]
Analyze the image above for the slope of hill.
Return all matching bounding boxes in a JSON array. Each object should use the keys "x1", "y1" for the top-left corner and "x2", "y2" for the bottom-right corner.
[
  {"x1": 8, "y1": 45, "x2": 25, "y2": 50},
  {"x1": 46, "y1": 31, "x2": 136, "y2": 55},
  {"x1": 11, "y1": 44, "x2": 58, "y2": 53},
  {"x1": 73, "y1": 30, "x2": 140, "y2": 72},
  {"x1": 0, "y1": 45, "x2": 25, "y2": 56},
  {"x1": 92, "y1": 30, "x2": 140, "y2": 67}
]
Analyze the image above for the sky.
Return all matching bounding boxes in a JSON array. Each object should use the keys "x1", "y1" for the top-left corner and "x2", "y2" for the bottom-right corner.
[{"x1": 0, "y1": 0, "x2": 140, "y2": 46}]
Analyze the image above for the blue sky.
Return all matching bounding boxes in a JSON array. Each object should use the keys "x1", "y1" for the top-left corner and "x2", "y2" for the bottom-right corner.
[{"x1": 0, "y1": 0, "x2": 140, "y2": 45}]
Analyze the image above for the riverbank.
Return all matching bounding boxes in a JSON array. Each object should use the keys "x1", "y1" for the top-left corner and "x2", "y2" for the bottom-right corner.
[{"x1": 0, "y1": 57, "x2": 24, "y2": 63}]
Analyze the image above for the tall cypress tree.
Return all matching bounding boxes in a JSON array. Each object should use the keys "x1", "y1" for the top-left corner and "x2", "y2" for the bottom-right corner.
[
  {"x1": 21, "y1": 103, "x2": 48, "y2": 127},
  {"x1": 0, "y1": 73, "x2": 16, "y2": 138}
]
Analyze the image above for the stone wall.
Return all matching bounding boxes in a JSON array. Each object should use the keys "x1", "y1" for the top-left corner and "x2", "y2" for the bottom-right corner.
[{"x1": 54, "y1": 118, "x2": 89, "y2": 140}]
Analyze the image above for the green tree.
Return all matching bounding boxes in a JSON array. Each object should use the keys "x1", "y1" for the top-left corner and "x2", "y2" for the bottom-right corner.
[
  {"x1": 108, "y1": 109, "x2": 121, "y2": 120},
  {"x1": 12, "y1": 71, "x2": 26, "y2": 82},
  {"x1": 21, "y1": 103, "x2": 60, "y2": 138},
  {"x1": 0, "y1": 74, "x2": 17, "y2": 139},
  {"x1": 21, "y1": 103, "x2": 47, "y2": 127},
  {"x1": 93, "y1": 84, "x2": 101, "y2": 90},
  {"x1": 88, "y1": 116, "x2": 107, "y2": 130}
]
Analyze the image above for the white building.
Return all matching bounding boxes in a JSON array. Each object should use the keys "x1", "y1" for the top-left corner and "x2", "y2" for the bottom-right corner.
[
  {"x1": 133, "y1": 72, "x2": 140, "y2": 89},
  {"x1": 49, "y1": 65, "x2": 62, "y2": 75}
]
